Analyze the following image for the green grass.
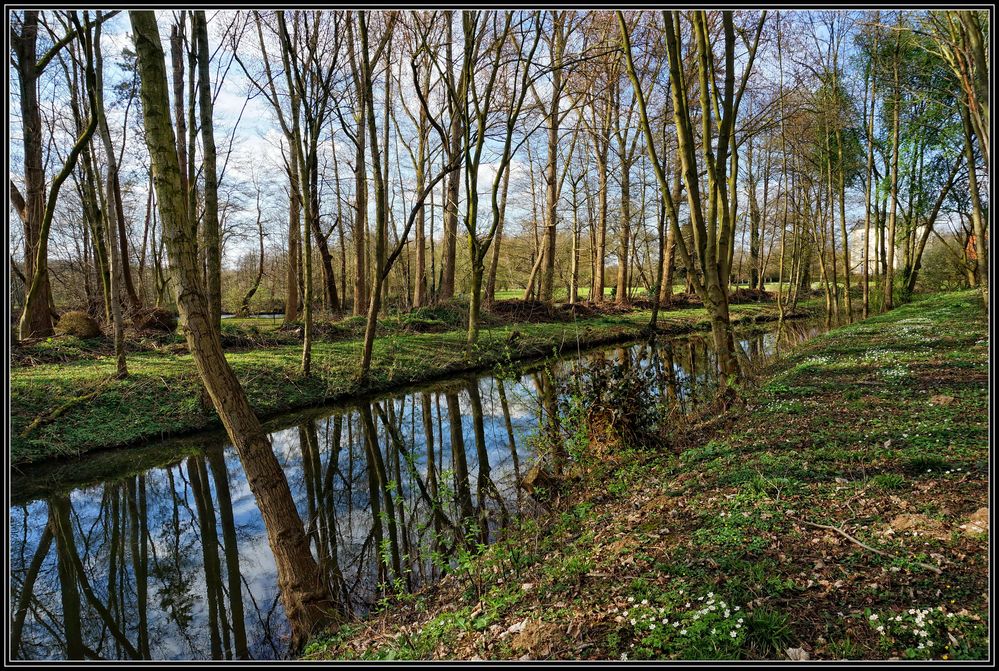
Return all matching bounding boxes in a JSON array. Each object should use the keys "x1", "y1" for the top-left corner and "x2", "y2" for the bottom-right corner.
[
  {"x1": 10, "y1": 299, "x2": 802, "y2": 465},
  {"x1": 222, "y1": 315, "x2": 286, "y2": 331},
  {"x1": 490, "y1": 281, "x2": 834, "y2": 302},
  {"x1": 305, "y1": 290, "x2": 988, "y2": 661}
]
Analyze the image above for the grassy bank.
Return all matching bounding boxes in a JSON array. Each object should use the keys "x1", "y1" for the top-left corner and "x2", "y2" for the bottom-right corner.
[
  {"x1": 10, "y1": 300, "x2": 799, "y2": 465},
  {"x1": 304, "y1": 291, "x2": 989, "y2": 661}
]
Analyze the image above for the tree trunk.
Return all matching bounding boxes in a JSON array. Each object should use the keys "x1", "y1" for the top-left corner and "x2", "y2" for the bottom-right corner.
[
  {"x1": 15, "y1": 11, "x2": 105, "y2": 339},
  {"x1": 438, "y1": 17, "x2": 462, "y2": 303},
  {"x1": 961, "y1": 99, "x2": 988, "y2": 302},
  {"x1": 593, "y1": 150, "x2": 609, "y2": 303},
  {"x1": 284, "y1": 158, "x2": 301, "y2": 324},
  {"x1": 413, "y1": 66, "x2": 430, "y2": 308},
  {"x1": 903, "y1": 160, "x2": 960, "y2": 297},
  {"x1": 130, "y1": 12, "x2": 335, "y2": 650},
  {"x1": 238, "y1": 192, "x2": 265, "y2": 317},
  {"x1": 484, "y1": 164, "x2": 511, "y2": 306},
  {"x1": 91, "y1": 20, "x2": 128, "y2": 377},
  {"x1": 883, "y1": 31, "x2": 901, "y2": 312},
  {"x1": 747, "y1": 138, "x2": 761, "y2": 290},
  {"x1": 347, "y1": 14, "x2": 368, "y2": 316},
  {"x1": 311, "y1": 216, "x2": 339, "y2": 312},
  {"x1": 195, "y1": 11, "x2": 222, "y2": 326},
  {"x1": 861, "y1": 46, "x2": 876, "y2": 318},
  {"x1": 615, "y1": 155, "x2": 631, "y2": 305}
]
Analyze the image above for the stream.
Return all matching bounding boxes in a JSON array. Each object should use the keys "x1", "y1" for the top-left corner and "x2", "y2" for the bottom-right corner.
[{"x1": 8, "y1": 317, "x2": 829, "y2": 660}]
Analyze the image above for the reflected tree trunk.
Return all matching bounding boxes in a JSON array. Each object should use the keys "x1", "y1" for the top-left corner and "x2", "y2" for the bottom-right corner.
[
  {"x1": 206, "y1": 449, "x2": 249, "y2": 659},
  {"x1": 467, "y1": 379, "x2": 506, "y2": 541},
  {"x1": 188, "y1": 456, "x2": 223, "y2": 659},
  {"x1": 125, "y1": 477, "x2": 151, "y2": 658},
  {"x1": 496, "y1": 380, "x2": 521, "y2": 508},
  {"x1": 11, "y1": 512, "x2": 54, "y2": 659},
  {"x1": 50, "y1": 496, "x2": 85, "y2": 659},
  {"x1": 420, "y1": 393, "x2": 442, "y2": 541},
  {"x1": 535, "y1": 369, "x2": 563, "y2": 476},
  {"x1": 445, "y1": 391, "x2": 475, "y2": 529},
  {"x1": 359, "y1": 403, "x2": 402, "y2": 585}
]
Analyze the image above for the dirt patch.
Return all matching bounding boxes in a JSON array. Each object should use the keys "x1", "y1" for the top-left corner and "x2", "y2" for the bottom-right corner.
[
  {"x1": 510, "y1": 619, "x2": 563, "y2": 658},
  {"x1": 960, "y1": 507, "x2": 988, "y2": 536},
  {"x1": 883, "y1": 513, "x2": 950, "y2": 540}
]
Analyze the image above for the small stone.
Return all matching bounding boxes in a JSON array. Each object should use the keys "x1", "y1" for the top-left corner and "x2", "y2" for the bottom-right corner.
[
  {"x1": 507, "y1": 619, "x2": 528, "y2": 635},
  {"x1": 787, "y1": 647, "x2": 810, "y2": 661}
]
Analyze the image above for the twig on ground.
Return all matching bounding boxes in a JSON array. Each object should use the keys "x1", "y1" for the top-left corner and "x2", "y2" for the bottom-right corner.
[{"x1": 800, "y1": 519, "x2": 943, "y2": 575}]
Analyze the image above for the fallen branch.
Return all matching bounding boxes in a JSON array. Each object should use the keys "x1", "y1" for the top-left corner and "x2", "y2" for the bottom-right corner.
[
  {"x1": 19, "y1": 381, "x2": 112, "y2": 438},
  {"x1": 800, "y1": 519, "x2": 943, "y2": 575}
]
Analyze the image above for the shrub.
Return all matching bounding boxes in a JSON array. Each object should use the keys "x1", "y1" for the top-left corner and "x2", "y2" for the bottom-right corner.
[
  {"x1": 557, "y1": 358, "x2": 664, "y2": 456},
  {"x1": 745, "y1": 608, "x2": 793, "y2": 657},
  {"x1": 55, "y1": 311, "x2": 101, "y2": 338},
  {"x1": 132, "y1": 307, "x2": 178, "y2": 332},
  {"x1": 903, "y1": 455, "x2": 951, "y2": 475}
]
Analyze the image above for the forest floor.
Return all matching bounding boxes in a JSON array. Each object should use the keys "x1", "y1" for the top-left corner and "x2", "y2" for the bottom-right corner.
[
  {"x1": 10, "y1": 296, "x2": 799, "y2": 465},
  {"x1": 303, "y1": 290, "x2": 989, "y2": 661}
]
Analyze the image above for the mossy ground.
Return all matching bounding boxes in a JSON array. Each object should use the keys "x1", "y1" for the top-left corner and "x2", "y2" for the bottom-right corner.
[
  {"x1": 10, "y1": 300, "x2": 796, "y2": 465},
  {"x1": 303, "y1": 291, "x2": 989, "y2": 661}
]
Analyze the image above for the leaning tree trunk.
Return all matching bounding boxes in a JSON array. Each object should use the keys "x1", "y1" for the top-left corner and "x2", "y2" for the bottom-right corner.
[{"x1": 129, "y1": 12, "x2": 334, "y2": 651}]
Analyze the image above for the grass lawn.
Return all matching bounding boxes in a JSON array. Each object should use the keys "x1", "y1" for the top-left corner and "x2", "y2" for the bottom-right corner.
[{"x1": 303, "y1": 290, "x2": 989, "y2": 661}]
